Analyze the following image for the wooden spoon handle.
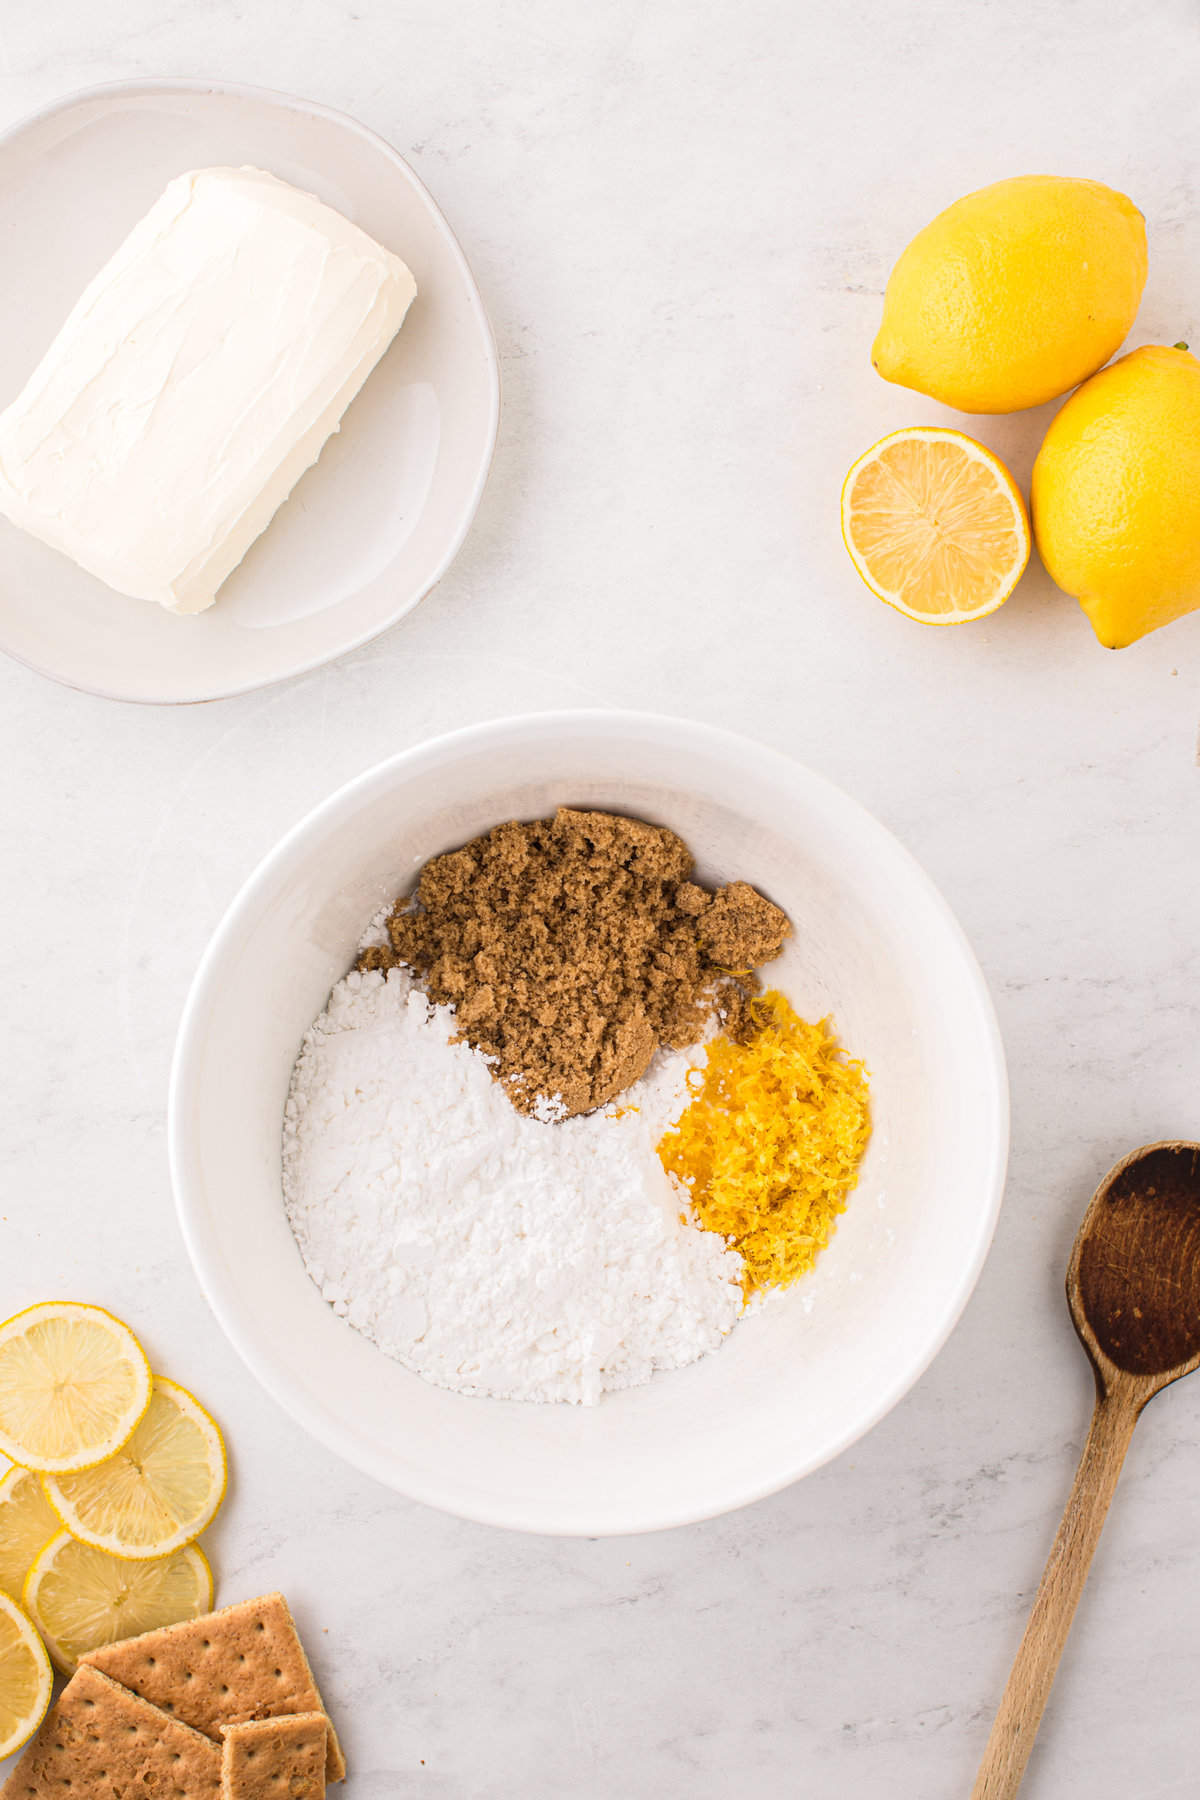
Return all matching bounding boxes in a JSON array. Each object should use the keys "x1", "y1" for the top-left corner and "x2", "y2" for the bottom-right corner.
[{"x1": 970, "y1": 1387, "x2": 1142, "y2": 1800}]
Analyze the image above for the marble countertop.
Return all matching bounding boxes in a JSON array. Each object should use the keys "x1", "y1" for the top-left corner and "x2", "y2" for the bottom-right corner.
[{"x1": 2, "y1": 3, "x2": 1199, "y2": 1794}]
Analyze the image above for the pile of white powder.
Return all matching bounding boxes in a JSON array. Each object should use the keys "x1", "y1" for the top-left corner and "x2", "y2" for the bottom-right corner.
[{"x1": 282, "y1": 965, "x2": 745, "y2": 1405}]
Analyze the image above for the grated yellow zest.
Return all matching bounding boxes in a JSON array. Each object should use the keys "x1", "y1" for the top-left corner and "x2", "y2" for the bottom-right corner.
[{"x1": 656, "y1": 991, "x2": 870, "y2": 1295}]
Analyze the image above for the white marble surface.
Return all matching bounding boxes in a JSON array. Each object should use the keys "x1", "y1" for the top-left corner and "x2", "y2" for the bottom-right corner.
[{"x1": 2, "y1": 3, "x2": 1199, "y2": 1794}]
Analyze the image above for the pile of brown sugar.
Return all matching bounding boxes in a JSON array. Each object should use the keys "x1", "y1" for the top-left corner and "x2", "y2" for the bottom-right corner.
[{"x1": 358, "y1": 807, "x2": 790, "y2": 1118}]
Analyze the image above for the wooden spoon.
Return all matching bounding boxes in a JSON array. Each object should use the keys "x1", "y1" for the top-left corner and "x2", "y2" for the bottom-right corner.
[{"x1": 972, "y1": 1139, "x2": 1200, "y2": 1800}]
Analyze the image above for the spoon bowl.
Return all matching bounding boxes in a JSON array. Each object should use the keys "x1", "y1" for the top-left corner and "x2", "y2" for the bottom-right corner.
[{"x1": 1070, "y1": 1140, "x2": 1200, "y2": 1385}]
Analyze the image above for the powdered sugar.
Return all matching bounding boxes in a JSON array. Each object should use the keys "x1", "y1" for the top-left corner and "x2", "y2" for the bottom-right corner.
[{"x1": 282, "y1": 966, "x2": 745, "y2": 1404}]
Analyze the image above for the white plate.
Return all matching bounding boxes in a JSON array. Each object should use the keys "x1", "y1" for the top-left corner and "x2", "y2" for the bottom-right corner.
[{"x1": 0, "y1": 81, "x2": 499, "y2": 704}]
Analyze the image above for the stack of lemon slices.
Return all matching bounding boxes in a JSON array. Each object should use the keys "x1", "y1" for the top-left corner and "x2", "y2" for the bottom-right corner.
[{"x1": 0, "y1": 1302, "x2": 225, "y2": 1760}]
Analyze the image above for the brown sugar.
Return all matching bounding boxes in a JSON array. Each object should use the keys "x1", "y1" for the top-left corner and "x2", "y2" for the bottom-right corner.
[{"x1": 358, "y1": 808, "x2": 789, "y2": 1118}]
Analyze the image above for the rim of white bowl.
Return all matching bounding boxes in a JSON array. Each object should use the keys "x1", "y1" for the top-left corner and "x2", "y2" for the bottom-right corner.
[
  {"x1": 0, "y1": 77, "x2": 501, "y2": 706},
  {"x1": 169, "y1": 711, "x2": 1010, "y2": 1533}
]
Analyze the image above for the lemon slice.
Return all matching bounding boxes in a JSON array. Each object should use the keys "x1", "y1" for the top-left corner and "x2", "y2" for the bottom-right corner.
[
  {"x1": 0, "y1": 1303, "x2": 152, "y2": 1473},
  {"x1": 841, "y1": 427, "x2": 1030, "y2": 624},
  {"x1": 43, "y1": 1377, "x2": 226, "y2": 1561},
  {"x1": 0, "y1": 1588, "x2": 53, "y2": 1758},
  {"x1": 0, "y1": 1466, "x2": 59, "y2": 1602},
  {"x1": 24, "y1": 1530, "x2": 212, "y2": 1674}
]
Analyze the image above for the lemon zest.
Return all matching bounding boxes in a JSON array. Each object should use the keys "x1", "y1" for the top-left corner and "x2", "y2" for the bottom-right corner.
[{"x1": 657, "y1": 991, "x2": 870, "y2": 1295}]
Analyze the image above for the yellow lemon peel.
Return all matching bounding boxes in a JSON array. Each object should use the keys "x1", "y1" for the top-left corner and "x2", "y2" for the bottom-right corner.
[{"x1": 657, "y1": 992, "x2": 870, "y2": 1295}]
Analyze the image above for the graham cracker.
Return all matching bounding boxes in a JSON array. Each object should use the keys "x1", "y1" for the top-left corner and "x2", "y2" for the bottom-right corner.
[
  {"x1": 221, "y1": 1713, "x2": 327, "y2": 1799},
  {"x1": 81, "y1": 1592, "x2": 345, "y2": 1783},
  {"x1": 1, "y1": 1662, "x2": 221, "y2": 1798}
]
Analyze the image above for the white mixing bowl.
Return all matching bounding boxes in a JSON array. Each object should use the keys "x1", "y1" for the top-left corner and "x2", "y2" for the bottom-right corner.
[{"x1": 170, "y1": 712, "x2": 1008, "y2": 1534}]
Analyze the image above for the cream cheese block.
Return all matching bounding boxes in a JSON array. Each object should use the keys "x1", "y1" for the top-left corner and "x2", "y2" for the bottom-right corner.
[{"x1": 0, "y1": 166, "x2": 417, "y2": 614}]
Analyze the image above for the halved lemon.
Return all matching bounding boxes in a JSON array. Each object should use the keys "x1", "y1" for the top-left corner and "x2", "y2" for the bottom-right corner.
[
  {"x1": 42, "y1": 1376, "x2": 226, "y2": 1561},
  {"x1": 0, "y1": 1588, "x2": 53, "y2": 1758},
  {"x1": 24, "y1": 1530, "x2": 212, "y2": 1673},
  {"x1": 841, "y1": 426, "x2": 1030, "y2": 623},
  {"x1": 0, "y1": 1466, "x2": 59, "y2": 1601},
  {"x1": 0, "y1": 1303, "x2": 152, "y2": 1473}
]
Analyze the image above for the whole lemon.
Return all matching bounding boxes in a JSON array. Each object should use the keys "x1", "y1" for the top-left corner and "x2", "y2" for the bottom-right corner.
[
  {"x1": 1032, "y1": 345, "x2": 1200, "y2": 647},
  {"x1": 872, "y1": 175, "x2": 1146, "y2": 413}
]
